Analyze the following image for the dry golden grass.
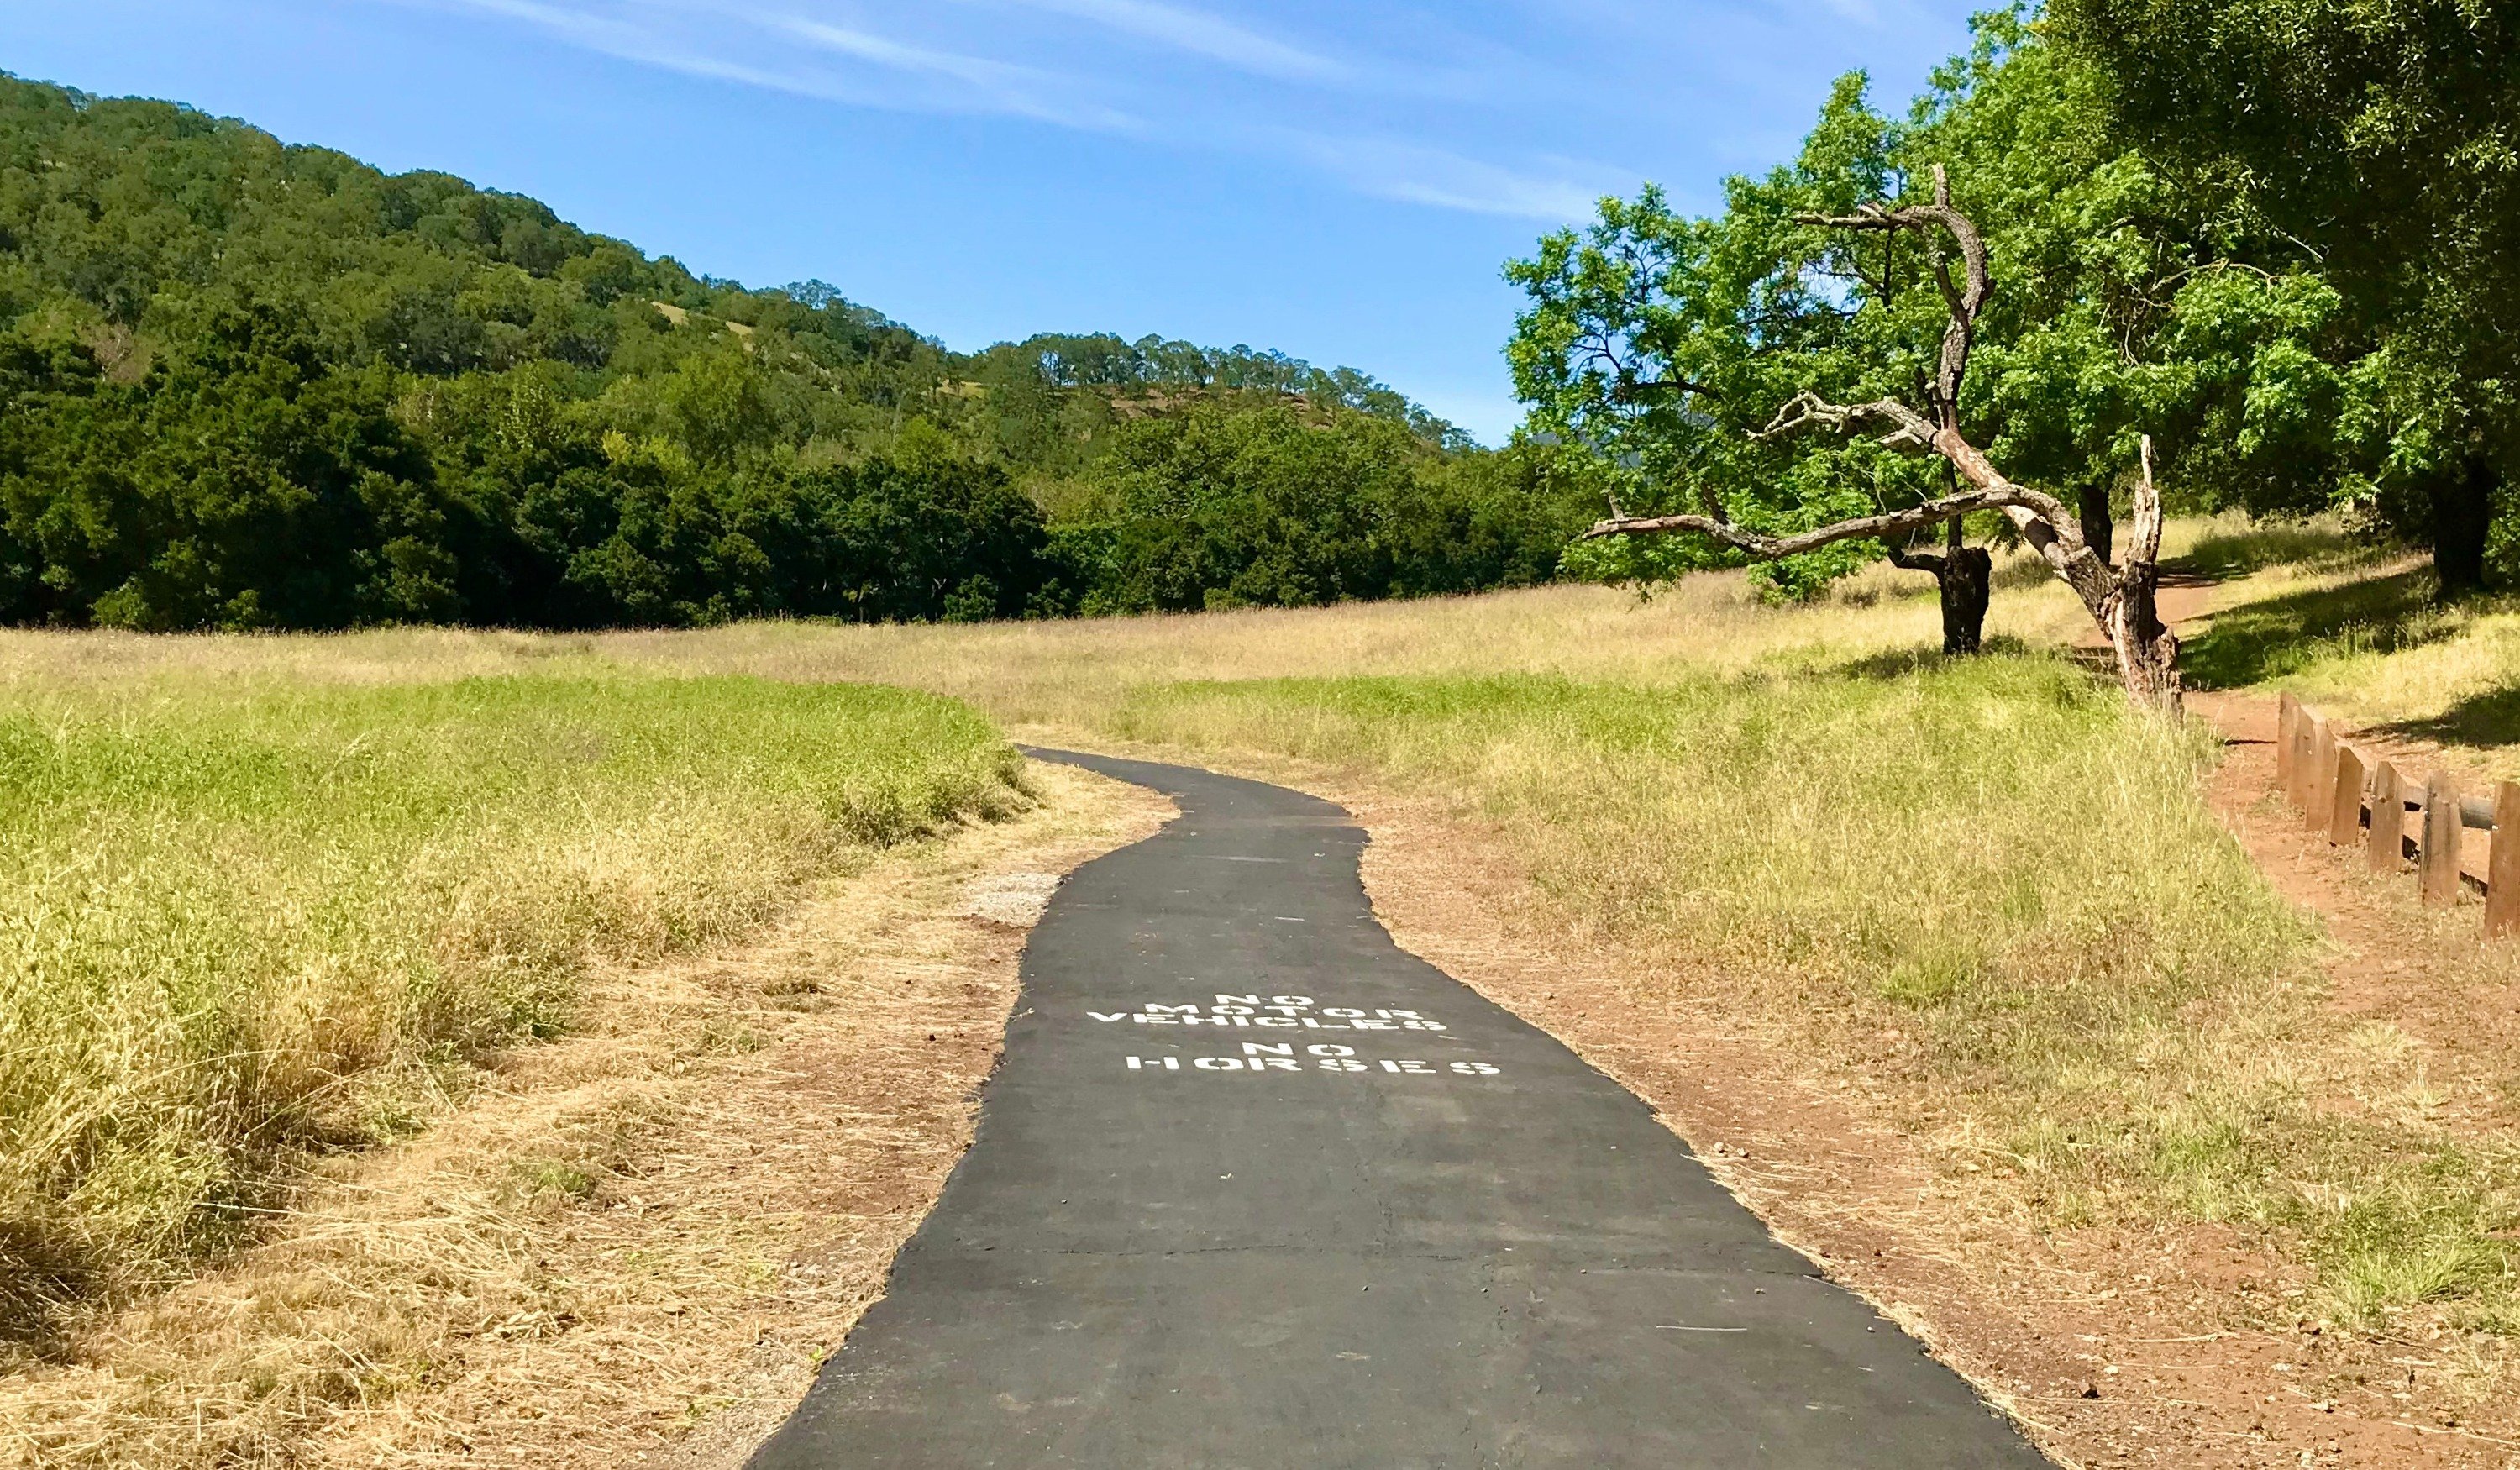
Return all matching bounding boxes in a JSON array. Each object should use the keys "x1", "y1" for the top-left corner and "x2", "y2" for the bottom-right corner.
[
  {"x1": 550, "y1": 538, "x2": 2517, "y2": 1348},
  {"x1": 2168, "y1": 512, "x2": 2520, "y2": 774},
  {"x1": 0, "y1": 763, "x2": 1169, "y2": 1470},
  {"x1": 601, "y1": 549, "x2": 2095, "y2": 717},
  {"x1": 13, "y1": 516, "x2": 2520, "y2": 1467},
  {"x1": 0, "y1": 658, "x2": 1022, "y2": 1342},
  {"x1": 4, "y1": 571, "x2": 1988, "y2": 705}
]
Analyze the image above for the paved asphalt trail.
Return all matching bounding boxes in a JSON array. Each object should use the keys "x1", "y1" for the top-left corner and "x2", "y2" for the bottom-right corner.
[{"x1": 749, "y1": 751, "x2": 2050, "y2": 1468}]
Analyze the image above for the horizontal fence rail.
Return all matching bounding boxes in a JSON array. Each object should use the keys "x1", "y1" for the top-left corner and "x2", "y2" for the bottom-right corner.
[{"x1": 2275, "y1": 691, "x2": 2520, "y2": 937}]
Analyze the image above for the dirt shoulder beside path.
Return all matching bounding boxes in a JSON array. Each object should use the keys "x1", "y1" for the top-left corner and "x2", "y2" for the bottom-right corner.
[
  {"x1": 1361, "y1": 777, "x2": 2518, "y2": 1470},
  {"x1": 1, "y1": 764, "x2": 1171, "y2": 1470}
]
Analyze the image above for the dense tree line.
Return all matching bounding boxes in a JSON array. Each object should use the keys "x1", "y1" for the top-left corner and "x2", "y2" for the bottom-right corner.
[
  {"x1": 0, "y1": 75, "x2": 1583, "y2": 630},
  {"x1": 1509, "y1": 2, "x2": 2517, "y2": 608}
]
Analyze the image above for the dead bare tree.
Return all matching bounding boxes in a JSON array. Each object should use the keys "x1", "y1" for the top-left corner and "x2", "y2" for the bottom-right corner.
[{"x1": 1581, "y1": 165, "x2": 2181, "y2": 711}]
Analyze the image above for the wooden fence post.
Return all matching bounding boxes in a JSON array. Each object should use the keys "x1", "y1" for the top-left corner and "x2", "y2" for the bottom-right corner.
[
  {"x1": 2490, "y1": 782, "x2": 2520, "y2": 937},
  {"x1": 2276, "y1": 691, "x2": 2300, "y2": 795},
  {"x1": 2329, "y1": 744, "x2": 2367, "y2": 847},
  {"x1": 2368, "y1": 762, "x2": 2405, "y2": 872},
  {"x1": 2289, "y1": 710, "x2": 2318, "y2": 812},
  {"x1": 2307, "y1": 718, "x2": 2338, "y2": 832},
  {"x1": 2423, "y1": 772, "x2": 2464, "y2": 906}
]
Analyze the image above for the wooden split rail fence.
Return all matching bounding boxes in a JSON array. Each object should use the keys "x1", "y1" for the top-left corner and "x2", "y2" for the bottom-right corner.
[{"x1": 2276, "y1": 691, "x2": 2520, "y2": 936}]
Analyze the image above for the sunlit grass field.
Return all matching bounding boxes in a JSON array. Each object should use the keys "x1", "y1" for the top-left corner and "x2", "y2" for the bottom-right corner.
[
  {"x1": 2176, "y1": 526, "x2": 2520, "y2": 780},
  {"x1": 0, "y1": 659, "x2": 1023, "y2": 1340},
  {"x1": 600, "y1": 537, "x2": 2515, "y2": 1334},
  {"x1": 7, "y1": 512, "x2": 2517, "y2": 1358}
]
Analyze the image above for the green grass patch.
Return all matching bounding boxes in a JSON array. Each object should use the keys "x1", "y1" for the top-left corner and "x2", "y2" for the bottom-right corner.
[{"x1": 0, "y1": 670, "x2": 1022, "y2": 1335}]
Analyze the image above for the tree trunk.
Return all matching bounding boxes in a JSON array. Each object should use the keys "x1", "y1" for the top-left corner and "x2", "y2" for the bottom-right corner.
[
  {"x1": 2101, "y1": 438, "x2": 2181, "y2": 713},
  {"x1": 1882, "y1": 538, "x2": 1991, "y2": 656},
  {"x1": 2078, "y1": 484, "x2": 2114, "y2": 568},
  {"x1": 2102, "y1": 566, "x2": 2180, "y2": 711},
  {"x1": 2432, "y1": 456, "x2": 2496, "y2": 595},
  {"x1": 1941, "y1": 546, "x2": 1991, "y2": 654}
]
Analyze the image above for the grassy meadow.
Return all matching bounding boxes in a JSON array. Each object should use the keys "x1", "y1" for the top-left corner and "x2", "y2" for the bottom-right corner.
[
  {"x1": 600, "y1": 528, "x2": 2517, "y2": 1335},
  {"x1": 7, "y1": 513, "x2": 2518, "y2": 1370},
  {"x1": 0, "y1": 647, "x2": 1024, "y2": 1342},
  {"x1": 2180, "y1": 529, "x2": 2520, "y2": 780}
]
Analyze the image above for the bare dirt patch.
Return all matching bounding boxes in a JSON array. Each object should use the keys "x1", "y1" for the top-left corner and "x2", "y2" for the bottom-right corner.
[{"x1": 0, "y1": 763, "x2": 1172, "y2": 1470}]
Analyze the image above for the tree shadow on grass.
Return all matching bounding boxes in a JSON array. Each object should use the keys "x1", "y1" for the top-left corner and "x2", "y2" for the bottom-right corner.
[
  {"x1": 2174, "y1": 520, "x2": 2374, "y2": 580},
  {"x1": 1992, "y1": 553, "x2": 2059, "y2": 592},
  {"x1": 2178, "y1": 568, "x2": 2448, "y2": 691},
  {"x1": 1829, "y1": 634, "x2": 2045, "y2": 681},
  {"x1": 0, "y1": 1220, "x2": 94, "y2": 1360},
  {"x1": 2374, "y1": 685, "x2": 2520, "y2": 751}
]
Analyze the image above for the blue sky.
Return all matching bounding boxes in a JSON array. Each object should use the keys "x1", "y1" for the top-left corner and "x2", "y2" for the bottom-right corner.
[{"x1": 2, "y1": 0, "x2": 1985, "y2": 442}]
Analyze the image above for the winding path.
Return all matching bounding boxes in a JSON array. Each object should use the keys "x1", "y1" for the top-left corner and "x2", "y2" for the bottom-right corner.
[{"x1": 748, "y1": 751, "x2": 2049, "y2": 1468}]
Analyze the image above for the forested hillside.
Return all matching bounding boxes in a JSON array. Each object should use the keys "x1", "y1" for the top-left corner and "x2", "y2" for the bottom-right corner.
[{"x1": 0, "y1": 76, "x2": 1583, "y2": 630}]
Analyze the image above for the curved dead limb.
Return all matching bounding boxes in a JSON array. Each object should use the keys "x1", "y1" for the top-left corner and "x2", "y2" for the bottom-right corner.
[
  {"x1": 1753, "y1": 391, "x2": 1941, "y2": 453},
  {"x1": 1747, "y1": 391, "x2": 2088, "y2": 554},
  {"x1": 1794, "y1": 165, "x2": 1989, "y2": 430},
  {"x1": 1583, "y1": 484, "x2": 2050, "y2": 559}
]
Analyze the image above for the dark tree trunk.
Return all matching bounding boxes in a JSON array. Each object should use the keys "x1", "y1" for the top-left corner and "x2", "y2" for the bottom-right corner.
[
  {"x1": 2432, "y1": 456, "x2": 2496, "y2": 595},
  {"x1": 2078, "y1": 484, "x2": 2114, "y2": 568},
  {"x1": 1884, "y1": 538, "x2": 1992, "y2": 656},
  {"x1": 1940, "y1": 546, "x2": 1992, "y2": 654}
]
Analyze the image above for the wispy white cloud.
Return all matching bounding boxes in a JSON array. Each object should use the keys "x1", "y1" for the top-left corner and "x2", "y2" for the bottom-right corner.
[
  {"x1": 987, "y1": 0, "x2": 1349, "y2": 83},
  {"x1": 393, "y1": 0, "x2": 1629, "y2": 220},
  {"x1": 747, "y1": 8, "x2": 1131, "y2": 123},
  {"x1": 1275, "y1": 133, "x2": 1621, "y2": 221},
  {"x1": 417, "y1": 0, "x2": 1134, "y2": 128}
]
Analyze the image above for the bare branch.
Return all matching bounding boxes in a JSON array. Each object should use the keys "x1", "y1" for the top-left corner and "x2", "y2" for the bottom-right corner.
[
  {"x1": 1693, "y1": 478, "x2": 1731, "y2": 524},
  {"x1": 1793, "y1": 164, "x2": 1990, "y2": 424},
  {"x1": 1751, "y1": 391, "x2": 1940, "y2": 453},
  {"x1": 1580, "y1": 484, "x2": 2059, "y2": 559},
  {"x1": 1737, "y1": 390, "x2": 2085, "y2": 542}
]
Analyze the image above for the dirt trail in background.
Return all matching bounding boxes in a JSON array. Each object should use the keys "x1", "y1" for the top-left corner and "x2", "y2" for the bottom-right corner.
[
  {"x1": 2188, "y1": 692, "x2": 2520, "y2": 1124},
  {"x1": 2150, "y1": 565, "x2": 2520, "y2": 1116}
]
